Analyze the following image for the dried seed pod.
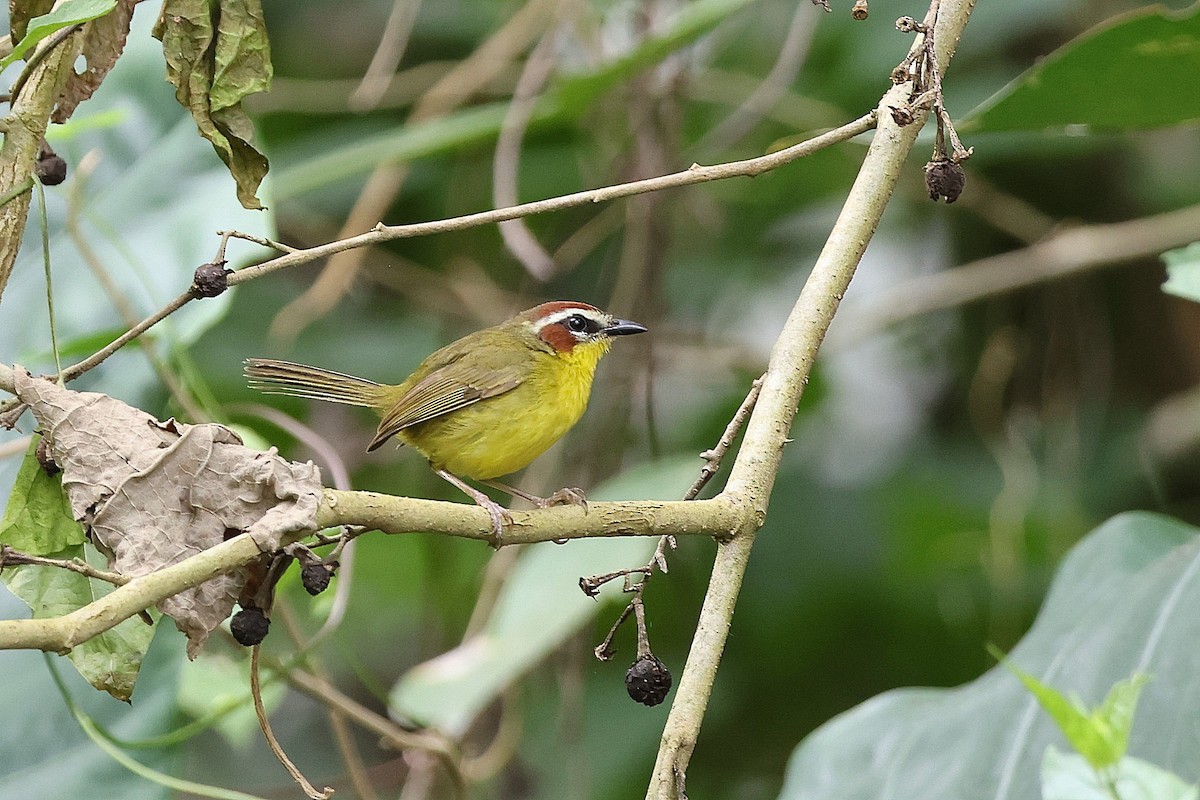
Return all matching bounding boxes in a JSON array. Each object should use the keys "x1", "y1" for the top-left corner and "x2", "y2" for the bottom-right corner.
[
  {"x1": 626, "y1": 654, "x2": 672, "y2": 706},
  {"x1": 191, "y1": 261, "x2": 231, "y2": 298},
  {"x1": 301, "y1": 561, "x2": 336, "y2": 595},
  {"x1": 36, "y1": 153, "x2": 68, "y2": 186},
  {"x1": 925, "y1": 159, "x2": 966, "y2": 203},
  {"x1": 231, "y1": 605, "x2": 270, "y2": 646},
  {"x1": 852, "y1": 0, "x2": 868, "y2": 20}
]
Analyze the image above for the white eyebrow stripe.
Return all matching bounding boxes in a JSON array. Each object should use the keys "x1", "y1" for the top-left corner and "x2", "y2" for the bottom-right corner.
[{"x1": 531, "y1": 308, "x2": 609, "y2": 333}]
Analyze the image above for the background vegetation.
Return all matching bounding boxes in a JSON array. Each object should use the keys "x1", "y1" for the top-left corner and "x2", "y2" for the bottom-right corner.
[{"x1": 3, "y1": 0, "x2": 1200, "y2": 798}]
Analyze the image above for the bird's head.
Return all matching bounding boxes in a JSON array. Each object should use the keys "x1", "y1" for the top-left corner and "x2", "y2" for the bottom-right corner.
[{"x1": 520, "y1": 301, "x2": 647, "y2": 358}]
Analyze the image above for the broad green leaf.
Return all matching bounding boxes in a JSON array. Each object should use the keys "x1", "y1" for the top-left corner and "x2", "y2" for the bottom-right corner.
[
  {"x1": 0, "y1": 435, "x2": 85, "y2": 554},
  {"x1": 1, "y1": 0, "x2": 117, "y2": 70},
  {"x1": 964, "y1": 5, "x2": 1200, "y2": 132},
  {"x1": 152, "y1": 0, "x2": 272, "y2": 209},
  {"x1": 1162, "y1": 242, "x2": 1200, "y2": 303},
  {"x1": 778, "y1": 512, "x2": 1200, "y2": 800},
  {"x1": 389, "y1": 457, "x2": 702, "y2": 735},
  {"x1": 1043, "y1": 748, "x2": 1198, "y2": 800},
  {"x1": 1, "y1": 545, "x2": 157, "y2": 700}
]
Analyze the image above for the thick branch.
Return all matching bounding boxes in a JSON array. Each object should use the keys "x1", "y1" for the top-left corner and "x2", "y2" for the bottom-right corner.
[
  {"x1": 643, "y1": 2, "x2": 977, "y2": 797},
  {"x1": 0, "y1": 493, "x2": 745, "y2": 653}
]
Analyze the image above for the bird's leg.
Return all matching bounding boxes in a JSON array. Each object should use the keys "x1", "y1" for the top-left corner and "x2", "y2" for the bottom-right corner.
[
  {"x1": 435, "y1": 468, "x2": 512, "y2": 547},
  {"x1": 484, "y1": 480, "x2": 588, "y2": 512}
]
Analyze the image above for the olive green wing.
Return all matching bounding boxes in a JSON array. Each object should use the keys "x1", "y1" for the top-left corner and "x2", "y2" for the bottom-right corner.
[{"x1": 367, "y1": 355, "x2": 526, "y2": 451}]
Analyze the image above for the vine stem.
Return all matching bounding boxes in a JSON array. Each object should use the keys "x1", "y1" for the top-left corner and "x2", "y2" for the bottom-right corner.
[{"x1": 642, "y1": 1, "x2": 977, "y2": 796}]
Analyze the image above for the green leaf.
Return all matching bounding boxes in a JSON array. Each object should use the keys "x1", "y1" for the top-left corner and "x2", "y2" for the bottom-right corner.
[
  {"x1": 0, "y1": 435, "x2": 85, "y2": 554},
  {"x1": 964, "y1": 5, "x2": 1200, "y2": 132},
  {"x1": 778, "y1": 512, "x2": 1200, "y2": 800},
  {"x1": 1, "y1": 0, "x2": 117, "y2": 70},
  {"x1": 1162, "y1": 242, "x2": 1200, "y2": 303},
  {"x1": 1043, "y1": 748, "x2": 1199, "y2": 800},
  {"x1": 152, "y1": 0, "x2": 272, "y2": 209},
  {"x1": 388, "y1": 457, "x2": 702, "y2": 735},
  {"x1": 1, "y1": 545, "x2": 156, "y2": 700},
  {"x1": 992, "y1": 647, "x2": 1147, "y2": 770}
]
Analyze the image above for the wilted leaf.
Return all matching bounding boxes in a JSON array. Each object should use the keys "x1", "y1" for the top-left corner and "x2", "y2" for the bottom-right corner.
[
  {"x1": 51, "y1": 0, "x2": 136, "y2": 123},
  {"x1": 14, "y1": 369, "x2": 323, "y2": 658},
  {"x1": 1, "y1": 0, "x2": 117, "y2": 70},
  {"x1": 152, "y1": 0, "x2": 272, "y2": 209},
  {"x1": 2, "y1": 544, "x2": 156, "y2": 700},
  {"x1": 0, "y1": 435, "x2": 86, "y2": 554}
]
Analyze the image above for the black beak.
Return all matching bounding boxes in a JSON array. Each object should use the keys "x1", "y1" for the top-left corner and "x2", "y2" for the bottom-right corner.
[{"x1": 606, "y1": 318, "x2": 648, "y2": 336}]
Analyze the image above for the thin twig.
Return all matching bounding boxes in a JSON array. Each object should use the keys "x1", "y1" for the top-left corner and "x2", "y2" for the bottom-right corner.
[
  {"x1": 251, "y1": 645, "x2": 335, "y2": 800},
  {"x1": 684, "y1": 376, "x2": 763, "y2": 501},
  {"x1": 226, "y1": 112, "x2": 876, "y2": 286},
  {"x1": 0, "y1": 545, "x2": 129, "y2": 586}
]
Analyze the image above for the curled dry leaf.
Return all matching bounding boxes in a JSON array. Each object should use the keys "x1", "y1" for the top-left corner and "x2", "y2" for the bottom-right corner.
[{"x1": 13, "y1": 368, "x2": 323, "y2": 657}]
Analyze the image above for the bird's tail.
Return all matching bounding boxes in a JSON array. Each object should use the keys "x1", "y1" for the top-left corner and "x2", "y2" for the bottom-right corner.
[{"x1": 244, "y1": 358, "x2": 388, "y2": 410}]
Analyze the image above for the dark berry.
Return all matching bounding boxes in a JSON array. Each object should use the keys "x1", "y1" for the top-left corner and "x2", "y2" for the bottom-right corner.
[
  {"x1": 301, "y1": 561, "x2": 335, "y2": 595},
  {"x1": 626, "y1": 655, "x2": 672, "y2": 706},
  {"x1": 36, "y1": 153, "x2": 67, "y2": 185},
  {"x1": 925, "y1": 159, "x2": 966, "y2": 203},
  {"x1": 191, "y1": 261, "x2": 231, "y2": 298},
  {"x1": 231, "y1": 605, "x2": 270, "y2": 646}
]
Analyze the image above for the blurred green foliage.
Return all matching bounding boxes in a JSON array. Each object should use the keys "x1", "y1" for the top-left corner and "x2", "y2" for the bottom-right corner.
[{"x1": 4, "y1": 0, "x2": 1200, "y2": 798}]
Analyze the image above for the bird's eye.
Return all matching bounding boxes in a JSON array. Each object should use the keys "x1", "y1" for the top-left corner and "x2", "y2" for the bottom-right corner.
[{"x1": 565, "y1": 314, "x2": 589, "y2": 333}]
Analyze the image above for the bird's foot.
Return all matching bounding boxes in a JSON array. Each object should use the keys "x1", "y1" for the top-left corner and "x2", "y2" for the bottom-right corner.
[
  {"x1": 436, "y1": 468, "x2": 513, "y2": 548},
  {"x1": 477, "y1": 497, "x2": 513, "y2": 549},
  {"x1": 536, "y1": 486, "x2": 588, "y2": 511}
]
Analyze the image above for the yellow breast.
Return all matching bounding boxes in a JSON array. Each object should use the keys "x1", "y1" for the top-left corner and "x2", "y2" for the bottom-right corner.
[{"x1": 399, "y1": 339, "x2": 611, "y2": 480}]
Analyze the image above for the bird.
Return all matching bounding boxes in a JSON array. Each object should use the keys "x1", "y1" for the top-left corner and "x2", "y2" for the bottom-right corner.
[{"x1": 244, "y1": 301, "x2": 647, "y2": 543}]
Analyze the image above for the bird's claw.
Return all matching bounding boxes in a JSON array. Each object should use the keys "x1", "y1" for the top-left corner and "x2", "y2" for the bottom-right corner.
[
  {"x1": 537, "y1": 486, "x2": 588, "y2": 512},
  {"x1": 481, "y1": 501, "x2": 513, "y2": 549}
]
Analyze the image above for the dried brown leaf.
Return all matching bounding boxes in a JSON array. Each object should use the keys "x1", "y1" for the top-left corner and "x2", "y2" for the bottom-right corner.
[
  {"x1": 14, "y1": 369, "x2": 323, "y2": 658},
  {"x1": 51, "y1": 0, "x2": 136, "y2": 123}
]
